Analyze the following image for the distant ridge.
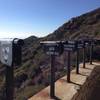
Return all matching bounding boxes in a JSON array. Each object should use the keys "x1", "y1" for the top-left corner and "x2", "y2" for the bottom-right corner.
[{"x1": 24, "y1": 36, "x2": 38, "y2": 46}]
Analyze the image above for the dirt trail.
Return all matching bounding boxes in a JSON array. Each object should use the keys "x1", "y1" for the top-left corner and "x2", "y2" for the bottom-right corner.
[{"x1": 29, "y1": 62, "x2": 100, "y2": 100}]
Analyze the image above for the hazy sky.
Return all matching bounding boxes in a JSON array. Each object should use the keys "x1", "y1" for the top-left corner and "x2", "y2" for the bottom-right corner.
[{"x1": 0, "y1": 0, "x2": 100, "y2": 39}]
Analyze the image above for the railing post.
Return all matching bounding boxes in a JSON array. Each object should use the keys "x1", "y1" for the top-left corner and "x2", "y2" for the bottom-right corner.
[
  {"x1": 83, "y1": 46, "x2": 86, "y2": 68},
  {"x1": 50, "y1": 55, "x2": 55, "y2": 98},
  {"x1": 67, "y1": 51, "x2": 71, "y2": 82},
  {"x1": 6, "y1": 64, "x2": 14, "y2": 100},
  {"x1": 76, "y1": 49, "x2": 79, "y2": 74},
  {"x1": 90, "y1": 44, "x2": 93, "y2": 65}
]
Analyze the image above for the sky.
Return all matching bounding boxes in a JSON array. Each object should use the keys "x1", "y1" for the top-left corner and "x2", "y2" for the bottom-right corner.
[{"x1": 0, "y1": 0, "x2": 100, "y2": 39}]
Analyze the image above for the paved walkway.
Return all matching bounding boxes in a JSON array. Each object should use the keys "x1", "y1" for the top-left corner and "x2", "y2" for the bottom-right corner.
[{"x1": 29, "y1": 62, "x2": 100, "y2": 100}]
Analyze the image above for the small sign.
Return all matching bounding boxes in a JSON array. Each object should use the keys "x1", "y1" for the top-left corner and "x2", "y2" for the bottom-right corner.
[
  {"x1": 40, "y1": 41, "x2": 63, "y2": 56},
  {"x1": 76, "y1": 41, "x2": 84, "y2": 49},
  {"x1": 94, "y1": 40, "x2": 100, "y2": 45},
  {"x1": 63, "y1": 41, "x2": 77, "y2": 52},
  {"x1": 78, "y1": 39, "x2": 91, "y2": 48},
  {"x1": 78, "y1": 43, "x2": 84, "y2": 48},
  {"x1": 82, "y1": 39, "x2": 94, "y2": 46},
  {"x1": 0, "y1": 41, "x2": 13, "y2": 66}
]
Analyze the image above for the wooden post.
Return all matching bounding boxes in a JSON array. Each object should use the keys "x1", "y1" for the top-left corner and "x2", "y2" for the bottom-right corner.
[
  {"x1": 50, "y1": 55, "x2": 55, "y2": 98},
  {"x1": 76, "y1": 49, "x2": 79, "y2": 74},
  {"x1": 67, "y1": 51, "x2": 71, "y2": 82},
  {"x1": 6, "y1": 64, "x2": 14, "y2": 100},
  {"x1": 90, "y1": 44, "x2": 93, "y2": 65},
  {"x1": 83, "y1": 46, "x2": 86, "y2": 68}
]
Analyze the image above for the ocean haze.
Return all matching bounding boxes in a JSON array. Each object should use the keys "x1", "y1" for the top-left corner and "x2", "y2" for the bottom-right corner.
[{"x1": 0, "y1": 33, "x2": 39, "y2": 39}]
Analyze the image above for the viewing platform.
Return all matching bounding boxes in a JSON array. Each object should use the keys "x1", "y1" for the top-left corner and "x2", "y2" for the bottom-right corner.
[{"x1": 29, "y1": 62, "x2": 100, "y2": 100}]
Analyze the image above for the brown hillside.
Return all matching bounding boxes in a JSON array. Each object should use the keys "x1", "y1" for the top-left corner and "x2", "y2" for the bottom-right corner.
[{"x1": 72, "y1": 66, "x2": 100, "y2": 100}]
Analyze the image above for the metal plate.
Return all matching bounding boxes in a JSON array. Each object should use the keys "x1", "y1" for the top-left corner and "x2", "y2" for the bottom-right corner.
[
  {"x1": 63, "y1": 41, "x2": 77, "y2": 51},
  {"x1": 0, "y1": 41, "x2": 13, "y2": 66},
  {"x1": 94, "y1": 40, "x2": 100, "y2": 45},
  {"x1": 41, "y1": 41, "x2": 63, "y2": 56},
  {"x1": 78, "y1": 43, "x2": 84, "y2": 48}
]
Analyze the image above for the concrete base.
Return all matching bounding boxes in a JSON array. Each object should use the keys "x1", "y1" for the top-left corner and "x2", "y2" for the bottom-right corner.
[{"x1": 29, "y1": 62, "x2": 100, "y2": 100}]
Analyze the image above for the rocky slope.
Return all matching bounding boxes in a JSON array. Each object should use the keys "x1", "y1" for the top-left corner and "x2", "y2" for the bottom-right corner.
[{"x1": 72, "y1": 66, "x2": 100, "y2": 100}]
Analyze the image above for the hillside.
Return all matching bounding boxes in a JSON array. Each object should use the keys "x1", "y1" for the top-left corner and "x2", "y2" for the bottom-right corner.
[
  {"x1": 0, "y1": 8, "x2": 100, "y2": 100},
  {"x1": 47, "y1": 8, "x2": 100, "y2": 40},
  {"x1": 72, "y1": 66, "x2": 100, "y2": 100},
  {"x1": 24, "y1": 36, "x2": 38, "y2": 46}
]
